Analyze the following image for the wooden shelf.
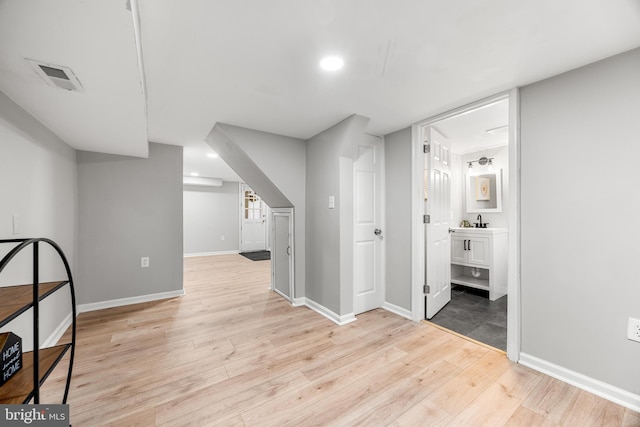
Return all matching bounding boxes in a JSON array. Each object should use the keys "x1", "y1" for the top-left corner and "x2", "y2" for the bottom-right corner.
[
  {"x1": 0, "y1": 281, "x2": 68, "y2": 328},
  {"x1": 0, "y1": 344, "x2": 71, "y2": 404},
  {"x1": 1, "y1": 239, "x2": 76, "y2": 405},
  {"x1": 451, "y1": 274, "x2": 490, "y2": 291}
]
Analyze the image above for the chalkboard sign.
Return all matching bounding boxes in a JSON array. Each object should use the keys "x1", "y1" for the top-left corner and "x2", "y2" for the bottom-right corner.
[{"x1": 1, "y1": 332, "x2": 22, "y2": 386}]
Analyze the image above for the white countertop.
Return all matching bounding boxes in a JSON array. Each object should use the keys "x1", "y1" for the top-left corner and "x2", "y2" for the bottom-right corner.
[{"x1": 450, "y1": 227, "x2": 508, "y2": 235}]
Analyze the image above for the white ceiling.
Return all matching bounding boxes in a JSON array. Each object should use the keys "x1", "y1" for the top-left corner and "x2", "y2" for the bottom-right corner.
[
  {"x1": 1, "y1": 1, "x2": 639, "y2": 173},
  {"x1": 434, "y1": 98, "x2": 509, "y2": 155},
  {"x1": 183, "y1": 141, "x2": 241, "y2": 182},
  {"x1": 0, "y1": 0, "x2": 148, "y2": 157}
]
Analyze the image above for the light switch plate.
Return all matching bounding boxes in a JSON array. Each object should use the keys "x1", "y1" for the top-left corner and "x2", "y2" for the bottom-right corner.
[
  {"x1": 328, "y1": 196, "x2": 335, "y2": 209},
  {"x1": 141, "y1": 257, "x2": 150, "y2": 268},
  {"x1": 12, "y1": 214, "x2": 20, "y2": 235}
]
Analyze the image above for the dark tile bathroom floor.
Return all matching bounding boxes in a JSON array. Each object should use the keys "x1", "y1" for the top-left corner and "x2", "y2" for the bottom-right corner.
[{"x1": 429, "y1": 285, "x2": 507, "y2": 351}]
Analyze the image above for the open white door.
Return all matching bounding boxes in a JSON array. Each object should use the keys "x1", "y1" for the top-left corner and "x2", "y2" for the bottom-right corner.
[
  {"x1": 240, "y1": 184, "x2": 267, "y2": 252},
  {"x1": 271, "y1": 208, "x2": 293, "y2": 302},
  {"x1": 354, "y1": 135, "x2": 384, "y2": 315},
  {"x1": 425, "y1": 127, "x2": 452, "y2": 319}
]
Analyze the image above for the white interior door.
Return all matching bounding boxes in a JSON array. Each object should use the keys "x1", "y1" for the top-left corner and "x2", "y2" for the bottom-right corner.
[
  {"x1": 272, "y1": 209, "x2": 293, "y2": 302},
  {"x1": 425, "y1": 127, "x2": 452, "y2": 319},
  {"x1": 240, "y1": 184, "x2": 266, "y2": 252},
  {"x1": 354, "y1": 135, "x2": 384, "y2": 315}
]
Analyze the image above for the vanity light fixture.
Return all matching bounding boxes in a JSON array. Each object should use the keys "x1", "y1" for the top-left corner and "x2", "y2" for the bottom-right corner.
[
  {"x1": 467, "y1": 156, "x2": 494, "y2": 169},
  {"x1": 207, "y1": 152, "x2": 219, "y2": 159}
]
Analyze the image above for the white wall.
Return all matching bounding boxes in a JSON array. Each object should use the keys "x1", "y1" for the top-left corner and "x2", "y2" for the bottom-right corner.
[
  {"x1": 183, "y1": 182, "x2": 240, "y2": 255},
  {"x1": 520, "y1": 48, "x2": 640, "y2": 396},
  {"x1": 306, "y1": 115, "x2": 370, "y2": 316},
  {"x1": 384, "y1": 127, "x2": 412, "y2": 311},
  {"x1": 0, "y1": 91, "x2": 76, "y2": 350},
  {"x1": 455, "y1": 145, "x2": 509, "y2": 228},
  {"x1": 451, "y1": 152, "x2": 463, "y2": 227}
]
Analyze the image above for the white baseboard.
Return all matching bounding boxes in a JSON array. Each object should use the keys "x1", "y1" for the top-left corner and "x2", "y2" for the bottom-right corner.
[
  {"x1": 42, "y1": 311, "x2": 73, "y2": 348},
  {"x1": 292, "y1": 296, "x2": 306, "y2": 307},
  {"x1": 184, "y1": 250, "x2": 239, "y2": 258},
  {"x1": 78, "y1": 289, "x2": 186, "y2": 313},
  {"x1": 382, "y1": 301, "x2": 413, "y2": 320},
  {"x1": 303, "y1": 298, "x2": 356, "y2": 326},
  {"x1": 519, "y1": 353, "x2": 640, "y2": 412}
]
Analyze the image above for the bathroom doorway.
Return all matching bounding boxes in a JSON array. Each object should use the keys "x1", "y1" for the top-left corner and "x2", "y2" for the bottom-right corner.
[{"x1": 411, "y1": 91, "x2": 520, "y2": 358}]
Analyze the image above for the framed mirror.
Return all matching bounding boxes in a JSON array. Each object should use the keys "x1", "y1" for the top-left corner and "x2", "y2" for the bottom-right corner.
[{"x1": 465, "y1": 169, "x2": 502, "y2": 213}]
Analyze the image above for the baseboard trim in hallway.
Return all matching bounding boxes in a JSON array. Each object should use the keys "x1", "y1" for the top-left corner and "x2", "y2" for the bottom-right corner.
[
  {"x1": 382, "y1": 301, "x2": 413, "y2": 320},
  {"x1": 77, "y1": 289, "x2": 186, "y2": 313},
  {"x1": 519, "y1": 353, "x2": 640, "y2": 413},
  {"x1": 303, "y1": 297, "x2": 356, "y2": 326}
]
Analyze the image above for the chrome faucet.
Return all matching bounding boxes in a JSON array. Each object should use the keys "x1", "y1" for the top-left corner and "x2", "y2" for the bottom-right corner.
[{"x1": 477, "y1": 214, "x2": 483, "y2": 228}]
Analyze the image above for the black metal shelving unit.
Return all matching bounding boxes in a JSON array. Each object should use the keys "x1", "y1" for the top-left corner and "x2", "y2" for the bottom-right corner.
[{"x1": 0, "y1": 238, "x2": 76, "y2": 405}]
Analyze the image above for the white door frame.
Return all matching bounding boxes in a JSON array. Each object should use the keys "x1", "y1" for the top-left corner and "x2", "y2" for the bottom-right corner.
[
  {"x1": 270, "y1": 207, "x2": 294, "y2": 302},
  {"x1": 410, "y1": 89, "x2": 521, "y2": 362}
]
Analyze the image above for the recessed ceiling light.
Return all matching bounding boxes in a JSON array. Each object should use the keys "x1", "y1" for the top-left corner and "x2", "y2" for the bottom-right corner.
[
  {"x1": 207, "y1": 152, "x2": 219, "y2": 159},
  {"x1": 190, "y1": 172, "x2": 199, "y2": 177},
  {"x1": 320, "y1": 56, "x2": 344, "y2": 71}
]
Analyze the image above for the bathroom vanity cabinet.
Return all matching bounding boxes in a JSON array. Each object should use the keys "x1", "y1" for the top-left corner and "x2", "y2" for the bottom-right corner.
[{"x1": 450, "y1": 227, "x2": 508, "y2": 301}]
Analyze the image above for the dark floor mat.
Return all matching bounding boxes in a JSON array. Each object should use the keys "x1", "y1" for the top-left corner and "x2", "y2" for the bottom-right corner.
[{"x1": 240, "y1": 250, "x2": 271, "y2": 261}]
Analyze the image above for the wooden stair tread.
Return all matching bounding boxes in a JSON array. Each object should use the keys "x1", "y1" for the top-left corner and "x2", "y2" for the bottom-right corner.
[
  {"x1": 0, "y1": 281, "x2": 68, "y2": 327},
  {"x1": 0, "y1": 344, "x2": 71, "y2": 404}
]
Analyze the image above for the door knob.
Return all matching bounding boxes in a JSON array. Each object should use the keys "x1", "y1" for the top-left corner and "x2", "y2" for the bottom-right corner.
[{"x1": 374, "y1": 229, "x2": 382, "y2": 236}]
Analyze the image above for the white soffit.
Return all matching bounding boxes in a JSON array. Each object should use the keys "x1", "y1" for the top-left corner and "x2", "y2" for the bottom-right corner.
[
  {"x1": 183, "y1": 176, "x2": 223, "y2": 187},
  {"x1": 182, "y1": 141, "x2": 242, "y2": 183},
  {"x1": 434, "y1": 99, "x2": 509, "y2": 154},
  {"x1": 0, "y1": 0, "x2": 148, "y2": 157}
]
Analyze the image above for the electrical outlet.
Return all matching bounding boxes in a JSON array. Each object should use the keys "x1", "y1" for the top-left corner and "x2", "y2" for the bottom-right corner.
[
  {"x1": 221, "y1": 235, "x2": 225, "y2": 241},
  {"x1": 628, "y1": 317, "x2": 640, "y2": 343},
  {"x1": 141, "y1": 257, "x2": 150, "y2": 268}
]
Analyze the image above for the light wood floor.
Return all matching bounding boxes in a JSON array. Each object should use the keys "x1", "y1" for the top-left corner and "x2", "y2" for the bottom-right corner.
[{"x1": 42, "y1": 254, "x2": 639, "y2": 426}]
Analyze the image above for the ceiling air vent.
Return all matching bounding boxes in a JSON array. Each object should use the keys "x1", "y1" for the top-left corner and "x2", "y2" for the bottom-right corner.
[{"x1": 26, "y1": 59, "x2": 84, "y2": 92}]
